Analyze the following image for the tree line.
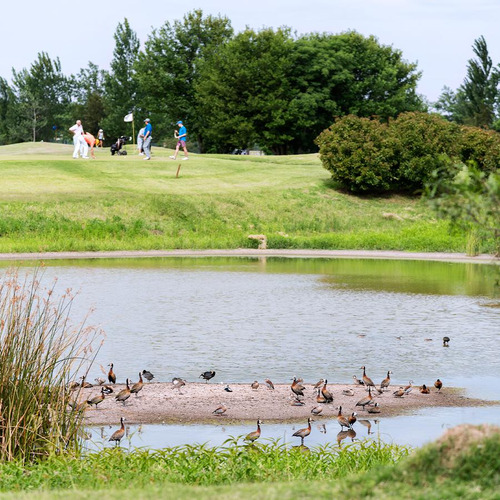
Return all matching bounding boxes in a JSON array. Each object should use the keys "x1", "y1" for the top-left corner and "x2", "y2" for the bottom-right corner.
[{"x1": 0, "y1": 10, "x2": 425, "y2": 154}]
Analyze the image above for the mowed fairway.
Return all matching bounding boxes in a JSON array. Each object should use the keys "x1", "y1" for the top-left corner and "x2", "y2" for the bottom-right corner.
[{"x1": 0, "y1": 142, "x2": 469, "y2": 253}]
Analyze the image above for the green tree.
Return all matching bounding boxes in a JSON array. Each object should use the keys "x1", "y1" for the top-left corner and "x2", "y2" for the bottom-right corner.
[
  {"x1": 196, "y1": 27, "x2": 300, "y2": 154},
  {"x1": 102, "y1": 18, "x2": 140, "y2": 141},
  {"x1": 136, "y1": 9, "x2": 233, "y2": 150},
  {"x1": 0, "y1": 77, "x2": 17, "y2": 144},
  {"x1": 11, "y1": 52, "x2": 69, "y2": 142},
  {"x1": 426, "y1": 163, "x2": 500, "y2": 256},
  {"x1": 435, "y1": 36, "x2": 500, "y2": 128}
]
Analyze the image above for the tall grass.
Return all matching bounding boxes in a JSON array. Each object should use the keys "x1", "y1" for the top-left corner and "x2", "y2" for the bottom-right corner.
[{"x1": 0, "y1": 268, "x2": 100, "y2": 462}]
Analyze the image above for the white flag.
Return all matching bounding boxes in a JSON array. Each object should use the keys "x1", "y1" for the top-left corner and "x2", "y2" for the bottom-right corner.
[{"x1": 124, "y1": 113, "x2": 134, "y2": 122}]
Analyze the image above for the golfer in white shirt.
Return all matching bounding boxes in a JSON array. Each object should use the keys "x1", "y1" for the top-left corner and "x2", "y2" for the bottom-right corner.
[{"x1": 69, "y1": 120, "x2": 89, "y2": 158}]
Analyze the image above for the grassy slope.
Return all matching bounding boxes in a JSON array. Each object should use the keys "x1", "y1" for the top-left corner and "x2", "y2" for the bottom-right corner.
[
  {"x1": 0, "y1": 426, "x2": 498, "y2": 499},
  {"x1": 0, "y1": 143, "x2": 475, "y2": 254}
]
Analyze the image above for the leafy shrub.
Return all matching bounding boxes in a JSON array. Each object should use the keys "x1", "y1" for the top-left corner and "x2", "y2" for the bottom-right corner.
[
  {"x1": 316, "y1": 115, "x2": 397, "y2": 192},
  {"x1": 390, "y1": 112, "x2": 461, "y2": 191},
  {"x1": 459, "y1": 125, "x2": 500, "y2": 173}
]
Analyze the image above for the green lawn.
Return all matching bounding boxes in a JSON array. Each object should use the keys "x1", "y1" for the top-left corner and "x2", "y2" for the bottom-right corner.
[{"x1": 0, "y1": 142, "x2": 478, "y2": 254}]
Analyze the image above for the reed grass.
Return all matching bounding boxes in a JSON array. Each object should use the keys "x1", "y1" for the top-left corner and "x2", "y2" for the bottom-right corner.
[{"x1": 0, "y1": 268, "x2": 100, "y2": 462}]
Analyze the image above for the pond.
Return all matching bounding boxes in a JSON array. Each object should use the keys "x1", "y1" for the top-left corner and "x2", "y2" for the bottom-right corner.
[{"x1": 3, "y1": 256, "x2": 499, "y2": 449}]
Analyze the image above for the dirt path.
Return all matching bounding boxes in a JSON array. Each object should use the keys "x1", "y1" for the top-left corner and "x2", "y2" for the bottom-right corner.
[
  {"x1": 0, "y1": 248, "x2": 497, "y2": 264},
  {"x1": 77, "y1": 381, "x2": 496, "y2": 426}
]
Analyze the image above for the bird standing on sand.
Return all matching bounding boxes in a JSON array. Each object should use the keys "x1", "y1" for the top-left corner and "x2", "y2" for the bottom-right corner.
[
  {"x1": 212, "y1": 404, "x2": 227, "y2": 416},
  {"x1": 108, "y1": 364, "x2": 116, "y2": 384},
  {"x1": 361, "y1": 366, "x2": 375, "y2": 389},
  {"x1": 87, "y1": 387, "x2": 105, "y2": 409},
  {"x1": 224, "y1": 385, "x2": 233, "y2": 392},
  {"x1": 245, "y1": 420, "x2": 262, "y2": 443},
  {"x1": 321, "y1": 380, "x2": 334, "y2": 403},
  {"x1": 142, "y1": 370, "x2": 155, "y2": 382},
  {"x1": 264, "y1": 379, "x2": 275, "y2": 390},
  {"x1": 109, "y1": 417, "x2": 126, "y2": 446},
  {"x1": 293, "y1": 417, "x2": 313, "y2": 446},
  {"x1": 356, "y1": 386, "x2": 373, "y2": 409},
  {"x1": 130, "y1": 373, "x2": 144, "y2": 397},
  {"x1": 291, "y1": 377, "x2": 305, "y2": 399},
  {"x1": 420, "y1": 384, "x2": 430, "y2": 394},
  {"x1": 434, "y1": 379, "x2": 443, "y2": 392},
  {"x1": 367, "y1": 402, "x2": 381, "y2": 414},
  {"x1": 311, "y1": 406, "x2": 323, "y2": 416},
  {"x1": 200, "y1": 371, "x2": 216, "y2": 383},
  {"x1": 115, "y1": 379, "x2": 131, "y2": 405},
  {"x1": 80, "y1": 376, "x2": 93, "y2": 389},
  {"x1": 172, "y1": 378, "x2": 186, "y2": 392},
  {"x1": 380, "y1": 370, "x2": 392, "y2": 391},
  {"x1": 353, "y1": 375, "x2": 364, "y2": 386},
  {"x1": 95, "y1": 377, "x2": 105, "y2": 386},
  {"x1": 102, "y1": 385, "x2": 114, "y2": 394},
  {"x1": 393, "y1": 387, "x2": 405, "y2": 398},
  {"x1": 313, "y1": 379, "x2": 325, "y2": 390},
  {"x1": 251, "y1": 381, "x2": 259, "y2": 390},
  {"x1": 342, "y1": 388, "x2": 355, "y2": 396}
]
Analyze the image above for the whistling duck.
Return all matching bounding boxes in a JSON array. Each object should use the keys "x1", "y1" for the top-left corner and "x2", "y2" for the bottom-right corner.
[
  {"x1": 115, "y1": 379, "x2": 131, "y2": 405},
  {"x1": 68, "y1": 381, "x2": 80, "y2": 391},
  {"x1": 265, "y1": 379, "x2": 275, "y2": 390},
  {"x1": 130, "y1": 373, "x2": 144, "y2": 397},
  {"x1": 212, "y1": 404, "x2": 227, "y2": 416},
  {"x1": 87, "y1": 388, "x2": 106, "y2": 409},
  {"x1": 172, "y1": 378, "x2": 186, "y2": 392},
  {"x1": 352, "y1": 375, "x2": 364, "y2": 386},
  {"x1": 109, "y1": 417, "x2": 125, "y2": 446},
  {"x1": 348, "y1": 412, "x2": 357, "y2": 428},
  {"x1": 336, "y1": 406, "x2": 350, "y2": 429},
  {"x1": 224, "y1": 385, "x2": 233, "y2": 392},
  {"x1": 321, "y1": 380, "x2": 333, "y2": 403},
  {"x1": 360, "y1": 366, "x2": 375, "y2": 388},
  {"x1": 404, "y1": 381, "x2": 413, "y2": 393},
  {"x1": 108, "y1": 364, "x2": 116, "y2": 384},
  {"x1": 367, "y1": 402, "x2": 381, "y2": 414},
  {"x1": 290, "y1": 397, "x2": 305, "y2": 406},
  {"x1": 293, "y1": 417, "x2": 313, "y2": 446},
  {"x1": 142, "y1": 370, "x2": 155, "y2": 382},
  {"x1": 342, "y1": 389, "x2": 355, "y2": 396},
  {"x1": 251, "y1": 381, "x2": 259, "y2": 390},
  {"x1": 200, "y1": 371, "x2": 216, "y2": 383},
  {"x1": 291, "y1": 377, "x2": 305, "y2": 398},
  {"x1": 245, "y1": 419, "x2": 262, "y2": 442},
  {"x1": 443, "y1": 336, "x2": 450, "y2": 347},
  {"x1": 311, "y1": 405, "x2": 323, "y2": 416},
  {"x1": 316, "y1": 388, "x2": 327, "y2": 404},
  {"x1": 355, "y1": 386, "x2": 373, "y2": 409},
  {"x1": 95, "y1": 377, "x2": 105, "y2": 386},
  {"x1": 420, "y1": 384, "x2": 430, "y2": 394},
  {"x1": 79, "y1": 376, "x2": 93, "y2": 389},
  {"x1": 434, "y1": 379, "x2": 443, "y2": 392},
  {"x1": 313, "y1": 379, "x2": 325, "y2": 389},
  {"x1": 380, "y1": 370, "x2": 392, "y2": 391},
  {"x1": 393, "y1": 387, "x2": 405, "y2": 398},
  {"x1": 102, "y1": 385, "x2": 114, "y2": 394}
]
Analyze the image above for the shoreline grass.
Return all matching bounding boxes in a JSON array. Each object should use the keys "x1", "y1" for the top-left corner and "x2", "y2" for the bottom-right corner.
[{"x1": 0, "y1": 143, "x2": 489, "y2": 255}]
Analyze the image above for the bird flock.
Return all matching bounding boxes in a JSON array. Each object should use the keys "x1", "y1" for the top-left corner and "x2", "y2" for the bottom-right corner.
[{"x1": 69, "y1": 360, "x2": 446, "y2": 447}]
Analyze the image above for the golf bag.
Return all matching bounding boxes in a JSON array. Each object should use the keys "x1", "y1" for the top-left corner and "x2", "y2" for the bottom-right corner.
[{"x1": 110, "y1": 136, "x2": 130, "y2": 156}]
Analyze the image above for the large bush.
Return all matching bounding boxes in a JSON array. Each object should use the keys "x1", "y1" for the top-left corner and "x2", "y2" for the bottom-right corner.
[
  {"x1": 316, "y1": 115, "x2": 397, "y2": 192},
  {"x1": 317, "y1": 112, "x2": 499, "y2": 193}
]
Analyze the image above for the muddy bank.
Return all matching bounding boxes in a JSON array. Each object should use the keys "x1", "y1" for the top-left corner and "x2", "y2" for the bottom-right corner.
[{"x1": 76, "y1": 381, "x2": 497, "y2": 426}]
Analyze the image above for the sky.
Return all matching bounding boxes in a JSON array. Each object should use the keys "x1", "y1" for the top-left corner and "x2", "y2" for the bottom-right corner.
[{"x1": 1, "y1": 0, "x2": 499, "y2": 102}]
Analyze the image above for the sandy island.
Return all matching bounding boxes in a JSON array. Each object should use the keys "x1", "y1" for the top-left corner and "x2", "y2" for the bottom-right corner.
[{"x1": 76, "y1": 381, "x2": 497, "y2": 426}]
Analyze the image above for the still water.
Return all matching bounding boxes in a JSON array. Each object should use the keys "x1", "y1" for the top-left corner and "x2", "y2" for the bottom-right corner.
[{"x1": 3, "y1": 256, "x2": 499, "y2": 448}]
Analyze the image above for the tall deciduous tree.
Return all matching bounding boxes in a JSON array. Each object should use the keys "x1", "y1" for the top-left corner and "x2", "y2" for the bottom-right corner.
[
  {"x1": 136, "y1": 9, "x2": 233, "y2": 150},
  {"x1": 0, "y1": 77, "x2": 17, "y2": 144},
  {"x1": 102, "y1": 18, "x2": 140, "y2": 141}
]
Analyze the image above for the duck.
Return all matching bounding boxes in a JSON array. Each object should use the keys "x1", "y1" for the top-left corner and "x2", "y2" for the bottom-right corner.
[
  {"x1": 108, "y1": 363, "x2": 116, "y2": 384},
  {"x1": 316, "y1": 388, "x2": 327, "y2": 404},
  {"x1": 142, "y1": 370, "x2": 155, "y2": 382},
  {"x1": 109, "y1": 417, "x2": 126, "y2": 446},
  {"x1": 115, "y1": 379, "x2": 131, "y2": 405},
  {"x1": 393, "y1": 387, "x2": 405, "y2": 398},
  {"x1": 313, "y1": 379, "x2": 325, "y2": 390},
  {"x1": 443, "y1": 336, "x2": 450, "y2": 347},
  {"x1": 224, "y1": 384, "x2": 233, "y2": 392},
  {"x1": 311, "y1": 405, "x2": 323, "y2": 416},
  {"x1": 380, "y1": 370, "x2": 392, "y2": 391},
  {"x1": 420, "y1": 384, "x2": 431, "y2": 394},
  {"x1": 352, "y1": 375, "x2": 364, "y2": 386},
  {"x1": 87, "y1": 388, "x2": 106, "y2": 409},
  {"x1": 292, "y1": 417, "x2": 313, "y2": 446},
  {"x1": 245, "y1": 419, "x2": 262, "y2": 443},
  {"x1": 102, "y1": 385, "x2": 114, "y2": 394},
  {"x1": 434, "y1": 379, "x2": 443, "y2": 392},
  {"x1": 291, "y1": 377, "x2": 305, "y2": 398},
  {"x1": 212, "y1": 404, "x2": 227, "y2": 416},
  {"x1": 336, "y1": 406, "x2": 350, "y2": 429},
  {"x1": 130, "y1": 372, "x2": 144, "y2": 397},
  {"x1": 94, "y1": 377, "x2": 106, "y2": 386},
  {"x1": 264, "y1": 379, "x2": 275, "y2": 390},
  {"x1": 367, "y1": 402, "x2": 381, "y2": 414},
  {"x1": 68, "y1": 380, "x2": 80, "y2": 391},
  {"x1": 200, "y1": 371, "x2": 216, "y2": 383},
  {"x1": 342, "y1": 388, "x2": 355, "y2": 396},
  {"x1": 404, "y1": 381, "x2": 413, "y2": 393},
  {"x1": 172, "y1": 378, "x2": 186, "y2": 392},
  {"x1": 321, "y1": 380, "x2": 334, "y2": 403},
  {"x1": 79, "y1": 376, "x2": 93, "y2": 389},
  {"x1": 355, "y1": 386, "x2": 373, "y2": 409},
  {"x1": 251, "y1": 381, "x2": 259, "y2": 390},
  {"x1": 348, "y1": 412, "x2": 357, "y2": 428},
  {"x1": 290, "y1": 397, "x2": 305, "y2": 406},
  {"x1": 360, "y1": 366, "x2": 375, "y2": 389}
]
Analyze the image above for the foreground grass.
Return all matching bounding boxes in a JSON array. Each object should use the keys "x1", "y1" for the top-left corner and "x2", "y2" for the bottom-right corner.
[
  {"x1": 1, "y1": 426, "x2": 499, "y2": 499},
  {"x1": 0, "y1": 143, "x2": 481, "y2": 254}
]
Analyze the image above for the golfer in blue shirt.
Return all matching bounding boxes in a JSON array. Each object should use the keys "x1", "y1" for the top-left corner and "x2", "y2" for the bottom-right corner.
[{"x1": 170, "y1": 121, "x2": 189, "y2": 160}]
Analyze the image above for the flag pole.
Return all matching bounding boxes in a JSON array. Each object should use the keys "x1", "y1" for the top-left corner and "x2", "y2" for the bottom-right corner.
[{"x1": 132, "y1": 119, "x2": 135, "y2": 147}]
